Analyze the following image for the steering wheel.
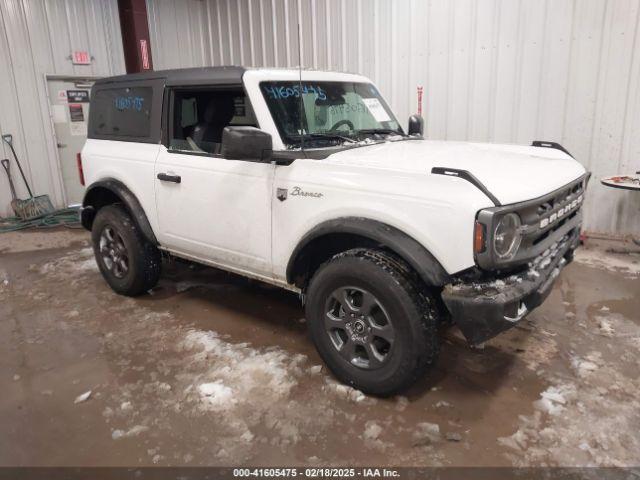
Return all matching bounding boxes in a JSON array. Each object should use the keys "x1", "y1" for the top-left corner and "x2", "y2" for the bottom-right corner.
[{"x1": 329, "y1": 119, "x2": 355, "y2": 132}]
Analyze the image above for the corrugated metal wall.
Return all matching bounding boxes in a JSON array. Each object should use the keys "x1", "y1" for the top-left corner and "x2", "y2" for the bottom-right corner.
[
  {"x1": 0, "y1": 0, "x2": 125, "y2": 214},
  {"x1": 147, "y1": 0, "x2": 640, "y2": 237}
]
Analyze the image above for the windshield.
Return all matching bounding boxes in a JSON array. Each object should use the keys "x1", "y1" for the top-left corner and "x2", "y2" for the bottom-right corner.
[{"x1": 260, "y1": 81, "x2": 404, "y2": 148}]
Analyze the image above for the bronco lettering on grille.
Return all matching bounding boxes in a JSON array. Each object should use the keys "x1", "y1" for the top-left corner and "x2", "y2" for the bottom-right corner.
[{"x1": 539, "y1": 194, "x2": 583, "y2": 229}]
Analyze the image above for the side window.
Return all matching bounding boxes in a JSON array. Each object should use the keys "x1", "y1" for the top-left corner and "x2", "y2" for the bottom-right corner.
[
  {"x1": 89, "y1": 87, "x2": 153, "y2": 138},
  {"x1": 169, "y1": 88, "x2": 257, "y2": 155}
]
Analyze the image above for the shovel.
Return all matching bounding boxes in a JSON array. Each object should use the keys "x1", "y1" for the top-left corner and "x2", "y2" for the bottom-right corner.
[
  {"x1": 1, "y1": 134, "x2": 54, "y2": 219},
  {"x1": 1, "y1": 158, "x2": 20, "y2": 216}
]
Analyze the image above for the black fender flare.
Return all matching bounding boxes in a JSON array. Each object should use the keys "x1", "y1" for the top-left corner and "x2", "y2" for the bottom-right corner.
[
  {"x1": 81, "y1": 178, "x2": 158, "y2": 246},
  {"x1": 286, "y1": 217, "x2": 451, "y2": 287}
]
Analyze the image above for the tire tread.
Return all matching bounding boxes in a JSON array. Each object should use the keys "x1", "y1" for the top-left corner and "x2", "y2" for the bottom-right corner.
[
  {"x1": 92, "y1": 204, "x2": 161, "y2": 296},
  {"x1": 308, "y1": 247, "x2": 439, "y2": 395}
]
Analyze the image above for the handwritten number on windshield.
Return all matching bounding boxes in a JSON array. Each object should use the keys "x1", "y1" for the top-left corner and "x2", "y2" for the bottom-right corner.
[{"x1": 264, "y1": 84, "x2": 327, "y2": 101}]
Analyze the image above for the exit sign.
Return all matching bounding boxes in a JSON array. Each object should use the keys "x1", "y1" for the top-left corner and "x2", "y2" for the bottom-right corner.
[{"x1": 72, "y1": 51, "x2": 91, "y2": 65}]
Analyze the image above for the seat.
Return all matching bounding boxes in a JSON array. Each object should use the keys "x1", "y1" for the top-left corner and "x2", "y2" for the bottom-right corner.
[{"x1": 190, "y1": 95, "x2": 236, "y2": 153}]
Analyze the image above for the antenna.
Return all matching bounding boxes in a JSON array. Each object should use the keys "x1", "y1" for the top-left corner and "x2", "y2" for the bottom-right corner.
[{"x1": 297, "y1": 22, "x2": 305, "y2": 154}]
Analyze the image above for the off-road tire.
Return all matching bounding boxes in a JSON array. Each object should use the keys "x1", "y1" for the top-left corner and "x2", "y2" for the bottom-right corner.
[
  {"x1": 306, "y1": 248, "x2": 439, "y2": 396},
  {"x1": 91, "y1": 204, "x2": 161, "y2": 296}
]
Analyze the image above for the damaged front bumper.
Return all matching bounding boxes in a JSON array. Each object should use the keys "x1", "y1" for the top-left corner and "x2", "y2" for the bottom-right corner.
[{"x1": 441, "y1": 229, "x2": 580, "y2": 345}]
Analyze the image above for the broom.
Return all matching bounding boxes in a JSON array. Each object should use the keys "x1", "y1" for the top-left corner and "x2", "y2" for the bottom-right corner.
[{"x1": 2, "y1": 134, "x2": 54, "y2": 220}]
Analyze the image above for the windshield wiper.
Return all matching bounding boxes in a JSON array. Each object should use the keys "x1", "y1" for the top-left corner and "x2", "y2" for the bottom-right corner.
[
  {"x1": 290, "y1": 133, "x2": 356, "y2": 144},
  {"x1": 308, "y1": 133, "x2": 357, "y2": 143},
  {"x1": 356, "y1": 128, "x2": 404, "y2": 137}
]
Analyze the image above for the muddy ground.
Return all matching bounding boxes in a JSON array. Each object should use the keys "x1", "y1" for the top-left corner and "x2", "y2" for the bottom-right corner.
[{"x1": 1, "y1": 228, "x2": 639, "y2": 467}]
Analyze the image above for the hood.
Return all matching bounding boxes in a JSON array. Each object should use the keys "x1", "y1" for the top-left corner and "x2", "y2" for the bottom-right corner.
[{"x1": 324, "y1": 139, "x2": 587, "y2": 205}]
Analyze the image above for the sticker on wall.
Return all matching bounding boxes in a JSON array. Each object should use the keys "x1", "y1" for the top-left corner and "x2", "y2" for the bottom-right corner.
[
  {"x1": 68, "y1": 103, "x2": 84, "y2": 122},
  {"x1": 67, "y1": 90, "x2": 89, "y2": 103},
  {"x1": 70, "y1": 122, "x2": 88, "y2": 136},
  {"x1": 52, "y1": 105, "x2": 67, "y2": 124},
  {"x1": 57, "y1": 90, "x2": 68, "y2": 101},
  {"x1": 140, "y1": 39, "x2": 150, "y2": 70}
]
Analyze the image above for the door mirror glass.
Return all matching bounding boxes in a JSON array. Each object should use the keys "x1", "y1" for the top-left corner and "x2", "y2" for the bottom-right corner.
[
  {"x1": 408, "y1": 114, "x2": 424, "y2": 136},
  {"x1": 221, "y1": 127, "x2": 273, "y2": 161}
]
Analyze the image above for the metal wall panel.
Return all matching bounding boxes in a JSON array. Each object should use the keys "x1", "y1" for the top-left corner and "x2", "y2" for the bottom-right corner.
[
  {"x1": 0, "y1": 0, "x2": 125, "y2": 214},
  {"x1": 154, "y1": 0, "x2": 638, "y2": 236}
]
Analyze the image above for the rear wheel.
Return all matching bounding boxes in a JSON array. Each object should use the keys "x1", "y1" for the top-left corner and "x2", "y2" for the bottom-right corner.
[
  {"x1": 306, "y1": 248, "x2": 439, "y2": 396},
  {"x1": 91, "y1": 204, "x2": 161, "y2": 296}
]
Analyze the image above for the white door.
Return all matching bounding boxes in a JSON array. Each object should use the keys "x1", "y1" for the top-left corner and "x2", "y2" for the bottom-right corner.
[
  {"x1": 47, "y1": 78, "x2": 95, "y2": 204},
  {"x1": 154, "y1": 146, "x2": 275, "y2": 277}
]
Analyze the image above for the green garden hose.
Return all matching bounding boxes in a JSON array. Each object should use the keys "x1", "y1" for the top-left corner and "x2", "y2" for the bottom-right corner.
[{"x1": 0, "y1": 207, "x2": 81, "y2": 233}]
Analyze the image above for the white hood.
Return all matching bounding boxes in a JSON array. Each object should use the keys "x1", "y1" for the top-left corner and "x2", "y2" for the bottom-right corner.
[{"x1": 324, "y1": 139, "x2": 587, "y2": 205}]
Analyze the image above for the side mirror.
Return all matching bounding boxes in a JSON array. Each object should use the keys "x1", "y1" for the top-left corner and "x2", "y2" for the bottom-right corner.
[
  {"x1": 408, "y1": 115, "x2": 424, "y2": 136},
  {"x1": 221, "y1": 127, "x2": 273, "y2": 161}
]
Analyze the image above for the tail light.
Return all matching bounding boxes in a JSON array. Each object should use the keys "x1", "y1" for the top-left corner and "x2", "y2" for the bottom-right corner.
[
  {"x1": 474, "y1": 221, "x2": 486, "y2": 254},
  {"x1": 76, "y1": 152, "x2": 85, "y2": 186}
]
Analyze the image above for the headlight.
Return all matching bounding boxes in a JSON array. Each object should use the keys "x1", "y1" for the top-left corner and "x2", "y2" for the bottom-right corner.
[{"x1": 493, "y1": 213, "x2": 522, "y2": 259}]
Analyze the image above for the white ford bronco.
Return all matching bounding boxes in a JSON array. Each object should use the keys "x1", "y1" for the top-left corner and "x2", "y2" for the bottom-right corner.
[{"x1": 81, "y1": 67, "x2": 588, "y2": 395}]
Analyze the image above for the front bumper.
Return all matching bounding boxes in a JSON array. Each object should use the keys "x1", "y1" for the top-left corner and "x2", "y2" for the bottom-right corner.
[{"x1": 441, "y1": 228, "x2": 580, "y2": 345}]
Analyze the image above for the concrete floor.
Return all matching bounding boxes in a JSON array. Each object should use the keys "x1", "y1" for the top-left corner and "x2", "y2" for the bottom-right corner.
[{"x1": 1, "y1": 228, "x2": 639, "y2": 467}]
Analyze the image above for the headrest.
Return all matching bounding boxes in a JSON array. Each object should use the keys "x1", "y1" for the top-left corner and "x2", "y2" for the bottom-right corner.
[{"x1": 203, "y1": 95, "x2": 235, "y2": 124}]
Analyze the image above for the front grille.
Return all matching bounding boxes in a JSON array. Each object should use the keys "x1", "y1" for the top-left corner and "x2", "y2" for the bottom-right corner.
[
  {"x1": 475, "y1": 173, "x2": 589, "y2": 271},
  {"x1": 518, "y1": 177, "x2": 585, "y2": 248}
]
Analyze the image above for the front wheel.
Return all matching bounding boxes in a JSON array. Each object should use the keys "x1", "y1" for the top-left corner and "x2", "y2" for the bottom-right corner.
[
  {"x1": 306, "y1": 249, "x2": 440, "y2": 396},
  {"x1": 91, "y1": 204, "x2": 161, "y2": 296}
]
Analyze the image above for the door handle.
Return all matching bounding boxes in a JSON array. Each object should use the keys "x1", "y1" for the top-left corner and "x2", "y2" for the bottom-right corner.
[{"x1": 157, "y1": 173, "x2": 181, "y2": 183}]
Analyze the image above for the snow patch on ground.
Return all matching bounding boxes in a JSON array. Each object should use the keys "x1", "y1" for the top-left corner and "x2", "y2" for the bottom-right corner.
[
  {"x1": 412, "y1": 422, "x2": 441, "y2": 446},
  {"x1": 596, "y1": 317, "x2": 615, "y2": 337},
  {"x1": 534, "y1": 384, "x2": 572, "y2": 416},
  {"x1": 499, "y1": 315, "x2": 640, "y2": 467},
  {"x1": 574, "y1": 249, "x2": 640, "y2": 278},
  {"x1": 363, "y1": 421, "x2": 383, "y2": 440},
  {"x1": 0, "y1": 269, "x2": 9, "y2": 289},
  {"x1": 324, "y1": 379, "x2": 368, "y2": 403},
  {"x1": 155, "y1": 328, "x2": 380, "y2": 459},
  {"x1": 198, "y1": 381, "x2": 235, "y2": 410},
  {"x1": 39, "y1": 248, "x2": 98, "y2": 278},
  {"x1": 74, "y1": 390, "x2": 92, "y2": 404},
  {"x1": 182, "y1": 329, "x2": 306, "y2": 404},
  {"x1": 112, "y1": 425, "x2": 149, "y2": 440},
  {"x1": 76, "y1": 258, "x2": 99, "y2": 272},
  {"x1": 101, "y1": 323, "x2": 384, "y2": 463},
  {"x1": 570, "y1": 352, "x2": 602, "y2": 378}
]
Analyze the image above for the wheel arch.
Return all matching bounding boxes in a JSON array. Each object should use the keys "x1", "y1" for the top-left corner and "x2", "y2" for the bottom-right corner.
[
  {"x1": 286, "y1": 217, "x2": 451, "y2": 289},
  {"x1": 81, "y1": 178, "x2": 158, "y2": 246}
]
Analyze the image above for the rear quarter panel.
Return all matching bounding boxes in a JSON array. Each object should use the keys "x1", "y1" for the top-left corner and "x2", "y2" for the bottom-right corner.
[{"x1": 82, "y1": 139, "x2": 160, "y2": 234}]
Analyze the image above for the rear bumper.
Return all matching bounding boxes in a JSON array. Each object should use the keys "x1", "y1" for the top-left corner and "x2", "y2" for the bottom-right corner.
[{"x1": 441, "y1": 228, "x2": 580, "y2": 345}]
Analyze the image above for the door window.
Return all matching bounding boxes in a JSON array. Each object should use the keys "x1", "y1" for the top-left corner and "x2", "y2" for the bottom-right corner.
[{"x1": 169, "y1": 89, "x2": 257, "y2": 155}]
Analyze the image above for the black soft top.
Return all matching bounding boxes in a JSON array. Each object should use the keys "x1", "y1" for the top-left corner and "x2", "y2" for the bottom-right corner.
[{"x1": 93, "y1": 66, "x2": 246, "y2": 87}]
